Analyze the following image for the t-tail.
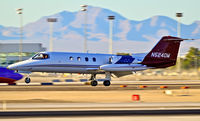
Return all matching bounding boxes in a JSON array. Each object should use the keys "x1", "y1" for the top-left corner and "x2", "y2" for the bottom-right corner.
[{"x1": 141, "y1": 36, "x2": 184, "y2": 68}]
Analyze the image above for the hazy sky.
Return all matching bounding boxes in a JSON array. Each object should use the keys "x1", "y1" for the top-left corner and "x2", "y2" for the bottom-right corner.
[{"x1": 1, "y1": 0, "x2": 200, "y2": 27}]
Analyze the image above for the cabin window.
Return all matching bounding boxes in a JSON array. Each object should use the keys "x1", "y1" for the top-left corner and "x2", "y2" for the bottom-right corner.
[
  {"x1": 69, "y1": 56, "x2": 73, "y2": 61},
  {"x1": 32, "y1": 53, "x2": 49, "y2": 60},
  {"x1": 92, "y1": 57, "x2": 96, "y2": 62},
  {"x1": 85, "y1": 57, "x2": 89, "y2": 62},
  {"x1": 77, "y1": 57, "x2": 81, "y2": 61}
]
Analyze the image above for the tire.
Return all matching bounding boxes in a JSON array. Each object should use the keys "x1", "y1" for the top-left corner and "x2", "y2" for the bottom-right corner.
[
  {"x1": 91, "y1": 80, "x2": 98, "y2": 86},
  {"x1": 25, "y1": 77, "x2": 31, "y2": 84},
  {"x1": 103, "y1": 80, "x2": 111, "y2": 86}
]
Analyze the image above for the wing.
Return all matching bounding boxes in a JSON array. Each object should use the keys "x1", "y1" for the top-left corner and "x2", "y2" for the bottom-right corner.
[
  {"x1": 113, "y1": 71, "x2": 133, "y2": 77},
  {"x1": 86, "y1": 68, "x2": 99, "y2": 71}
]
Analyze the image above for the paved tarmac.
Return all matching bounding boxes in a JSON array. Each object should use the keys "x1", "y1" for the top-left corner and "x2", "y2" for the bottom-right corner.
[
  {"x1": 0, "y1": 80, "x2": 200, "y2": 91},
  {"x1": 1, "y1": 106, "x2": 200, "y2": 121},
  {"x1": 1, "y1": 102, "x2": 200, "y2": 111},
  {"x1": 2, "y1": 115, "x2": 200, "y2": 121},
  {"x1": 1, "y1": 109, "x2": 200, "y2": 116},
  {"x1": 0, "y1": 80, "x2": 200, "y2": 121}
]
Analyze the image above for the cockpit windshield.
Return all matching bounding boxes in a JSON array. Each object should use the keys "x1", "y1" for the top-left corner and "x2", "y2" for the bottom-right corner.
[{"x1": 32, "y1": 53, "x2": 49, "y2": 60}]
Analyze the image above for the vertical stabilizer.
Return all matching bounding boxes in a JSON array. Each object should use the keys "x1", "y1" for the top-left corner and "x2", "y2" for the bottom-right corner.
[{"x1": 141, "y1": 36, "x2": 183, "y2": 68}]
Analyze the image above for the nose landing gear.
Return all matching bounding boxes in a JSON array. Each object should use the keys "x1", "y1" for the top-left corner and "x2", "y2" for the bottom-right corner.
[
  {"x1": 25, "y1": 74, "x2": 31, "y2": 84},
  {"x1": 25, "y1": 77, "x2": 31, "y2": 84}
]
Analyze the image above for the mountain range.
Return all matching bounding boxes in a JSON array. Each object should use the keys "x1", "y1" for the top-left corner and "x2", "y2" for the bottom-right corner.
[{"x1": 0, "y1": 6, "x2": 199, "y2": 54}]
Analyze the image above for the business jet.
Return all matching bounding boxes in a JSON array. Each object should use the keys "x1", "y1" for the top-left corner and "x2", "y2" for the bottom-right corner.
[{"x1": 8, "y1": 36, "x2": 188, "y2": 86}]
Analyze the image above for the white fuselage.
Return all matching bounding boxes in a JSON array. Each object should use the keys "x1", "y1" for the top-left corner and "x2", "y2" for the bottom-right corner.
[{"x1": 8, "y1": 52, "x2": 148, "y2": 75}]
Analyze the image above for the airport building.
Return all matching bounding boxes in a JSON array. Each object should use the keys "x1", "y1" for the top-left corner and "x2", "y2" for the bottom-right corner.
[{"x1": 0, "y1": 43, "x2": 46, "y2": 67}]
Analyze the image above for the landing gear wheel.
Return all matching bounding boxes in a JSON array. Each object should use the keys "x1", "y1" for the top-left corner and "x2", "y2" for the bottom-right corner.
[
  {"x1": 103, "y1": 80, "x2": 111, "y2": 86},
  {"x1": 91, "y1": 80, "x2": 98, "y2": 86},
  {"x1": 25, "y1": 77, "x2": 31, "y2": 84}
]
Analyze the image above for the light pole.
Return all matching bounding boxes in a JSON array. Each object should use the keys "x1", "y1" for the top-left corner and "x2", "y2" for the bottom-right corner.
[
  {"x1": 176, "y1": 13, "x2": 183, "y2": 73},
  {"x1": 176, "y1": 13, "x2": 183, "y2": 37},
  {"x1": 108, "y1": 16, "x2": 115, "y2": 54},
  {"x1": 16, "y1": 8, "x2": 23, "y2": 61},
  {"x1": 47, "y1": 18, "x2": 57, "y2": 51},
  {"x1": 80, "y1": 5, "x2": 88, "y2": 53}
]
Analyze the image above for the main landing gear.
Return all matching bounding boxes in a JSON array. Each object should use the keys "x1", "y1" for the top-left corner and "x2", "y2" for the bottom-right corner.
[
  {"x1": 90, "y1": 72, "x2": 111, "y2": 86},
  {"x1": 103, "y1": 80, "x2": 111, "y2": 86},
  {"x1": 90, "y1": 74, "x2": 98, "y2": 86},
  {"x1": 91, "y1": 80, "x2": 98, "y2": 86}
]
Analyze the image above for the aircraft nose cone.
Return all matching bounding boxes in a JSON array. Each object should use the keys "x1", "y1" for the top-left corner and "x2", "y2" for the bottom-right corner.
[{"x1": 7, "y1": 61, "x2": 32, "y2": 72}]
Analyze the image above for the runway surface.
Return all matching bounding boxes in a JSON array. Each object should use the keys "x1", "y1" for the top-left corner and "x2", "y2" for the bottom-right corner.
[
  {"x1": 1, "y1": 109, "x2": 200, "y2": 117},
  {"x1": 0, "y1": 80, "x2": 199, "y2": 120},
  {"x1": 1, "y1": 102, "x2": 200, "y2": 117},
  {"x1": 1, "y1": 104, "x2": 200, "y2": 121},
  {"x1": 2, "y1": 115, "x2": 200, "y2": 121},
  {"x1": 1, "y1": 102, "x2": 200, "y2": 111},
  {"x1": 0, "y1": 80, "x2": 200, "y2": 91},
  {"x1": 1, "y1": 105, "x2": 200, "y2": 121}
]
